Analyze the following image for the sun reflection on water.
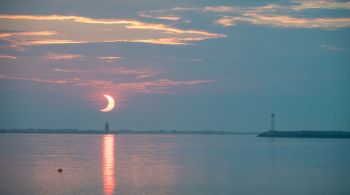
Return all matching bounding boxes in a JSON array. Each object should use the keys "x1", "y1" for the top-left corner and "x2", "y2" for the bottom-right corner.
[{"x1": 103, "y1": 135, "x2": 115, "y2": 195}]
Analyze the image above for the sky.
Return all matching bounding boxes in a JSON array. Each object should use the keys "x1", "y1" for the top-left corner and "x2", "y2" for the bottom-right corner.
[{"x1": 0, "y1": 0, "x2": 349, "y2": 131}]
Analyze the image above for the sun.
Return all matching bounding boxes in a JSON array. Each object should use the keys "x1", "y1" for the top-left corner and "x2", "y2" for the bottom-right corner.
[{"x1": 100, "y1": 94, "x2": 115, "y2": 112}]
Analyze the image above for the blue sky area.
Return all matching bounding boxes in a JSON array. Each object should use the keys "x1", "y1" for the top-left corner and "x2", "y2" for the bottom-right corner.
[{"x1": 0, "y1": 0, "x2": 349, "y2": 131}]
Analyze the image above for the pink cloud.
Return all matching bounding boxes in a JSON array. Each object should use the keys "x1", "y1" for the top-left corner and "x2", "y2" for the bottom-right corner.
[
  {"x1": 0, "y1": 54, "x2": 18, "y2": 59},
  {"x1": 0, "y1": 74, "x2": 214, "y2": 94},
  {"x1": 53, "y1": 67, "x2": 157, "y2": 79},
  {"x1": 98, "y1": 56, "x2": 123, "y2": 62}
]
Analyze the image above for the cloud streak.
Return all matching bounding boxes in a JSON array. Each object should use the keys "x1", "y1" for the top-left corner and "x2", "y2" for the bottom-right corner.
[
  {"x1": 321, "y1": 44, "x2": 348, "y2": 51},
  {"x1": 43, "y1": 52, "x2": 85, "y2": 60},
  {"x1": 0, "y1": 54, "x2": 18, "y2": 59},
  {"x1": 203, "y1": 6, "x2": 238, "y2": 13},
  {"x1": 53, "y1": 67, "x2": 157, "y2": 79},
  {"x1": 138, "y1": 13, "x2": 180, "y2": 21},
  {"x1": 291, "y1": 0, "x2": 350, "y2": 11},
  {"x1": 98, "y1": 56, "x2": 123, "y2": 62},
  {"x1": 143, "y1": 1, "x2": 350, "y2": 29},
  {"x1": 216, "y1": 13, "x2": 350, "y2": 29},
  {"x1": 0, "y1": 31, "x2": 57, "y2": 37},
  {"x1": 0, "y1": 74, "x2": 214, "y2": 94},
  {"x1": 0, "y1": 14, "x2": 225, "y2": 48}
]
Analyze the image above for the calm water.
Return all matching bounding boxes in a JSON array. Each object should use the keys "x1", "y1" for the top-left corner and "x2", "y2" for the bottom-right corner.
[{"x1": 0, "y1": 134, "x2": 349, "y2": 195}]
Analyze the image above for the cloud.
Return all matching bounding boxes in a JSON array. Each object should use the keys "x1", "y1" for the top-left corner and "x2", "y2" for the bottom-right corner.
[
  {"x1": 43, "y1": 52, "x2": 85, "y2": 60},
  {"x1": 244, "y1": 13, "x2": 350, "y2": 29},
  {"x1": 215, "y1": 16, "x2": 237, "y2": 27},
  {"x1": 108, "y1": 67, "x2": 157, "y2": 79},
  {"x1": 0, "y1": 31, "x2": 58, "y2": 50},
  {"x1": 0, "y1": 75, "x2": 73, "y2": 84},
  {"x1": 166, "y1": 1, "x2": 350, "y2": 13},
  {"x1": 0, "y1": 54, "x2": 18, "y2": 59},
  {"x1": 53, "y1": 67, "x2": 157, "y2": 79},
  {"x1": 216, "y1": 13, "x2": 350, "y2": 29},
  {"x1": 138, "y1": 13, "x2": 180, "y2": 21},
  {"x1": 203, "y1": 6, "x2": 238, "y2": 13},
  {"x1": 163, "y1": 4, "x2": 281, "y2": 14},
  {"x1": 321, "y1": 44, "x2": 348, "y2": 51},
  {"x1": 171, "y1": 7, "x2": 202, "y2": 12},
  {"x1": 0, "y1": 74, "x2": 214, "y2": 94},
  {"x1": 98, "y1": 56, "x2": 123, "y2": 63},
  {"x1": 53, "y1": 68, "x2": 89, "y2": 73},
  {"x1": 144, "y1": 2, "x2": 350, "y2": 29},
  {"x1": 183, "y1": 4, "x2": 281, "y2": 13},
  {"x1": 122, "y1": 37, "x2": 214, "y2": 45},
  {"x1": 291, "y1": 0, "x2": 350, "y2": 11},
  {"x1": 0, "y1": 31, "x2": 57, "y2": 37},
  {"x1": 0, "y1": 14, "x2": 225, "y2": 48}
]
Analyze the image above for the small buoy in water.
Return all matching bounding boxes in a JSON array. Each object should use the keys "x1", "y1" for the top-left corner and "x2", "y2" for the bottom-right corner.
[{"x1": 57, "y1": 168, "x2": 63, "y2": 173}]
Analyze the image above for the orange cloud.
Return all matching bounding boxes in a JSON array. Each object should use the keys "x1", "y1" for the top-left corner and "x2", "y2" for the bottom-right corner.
[
  {"x1": 0, "y1": 14, "x2": 225, "y2": 48},
  {"x1": 204, "y1": 6, "x2": 237, "y2": 13},
  {"x1": 0, "y1": 31, "x2": 57, "y2": 38},
  {"x1": 215, "y1": 16, "x2": 237, "y2": 27}
]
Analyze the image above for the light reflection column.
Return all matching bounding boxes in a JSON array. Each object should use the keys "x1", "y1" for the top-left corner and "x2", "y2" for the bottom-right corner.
[{"x1": 103, "y1": 135, "x2": 115, "y2": 195}]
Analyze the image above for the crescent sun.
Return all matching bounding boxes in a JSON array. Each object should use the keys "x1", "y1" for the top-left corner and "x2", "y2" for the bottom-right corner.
[{"x1": 100, "y1": 95, "x2": 115, "y2": 112}]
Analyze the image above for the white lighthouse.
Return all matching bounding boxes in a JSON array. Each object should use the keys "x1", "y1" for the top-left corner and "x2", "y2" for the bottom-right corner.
[{"x1": 270, "y1": 113, "x2": 275, "y2": 131}]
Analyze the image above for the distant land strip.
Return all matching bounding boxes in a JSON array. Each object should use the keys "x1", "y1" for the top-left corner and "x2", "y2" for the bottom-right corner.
[
  {"x1": 258, "y1": 130, "x2": 350, "y2": 138},
  {"x1": 0, "y1": 129, "x2": 258, "y2": 135}
]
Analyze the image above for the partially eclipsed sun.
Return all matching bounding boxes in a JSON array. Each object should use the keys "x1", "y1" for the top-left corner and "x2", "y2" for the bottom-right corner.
[{"x1": 100, "y1": 95, "x2": 115, "y2": 112}]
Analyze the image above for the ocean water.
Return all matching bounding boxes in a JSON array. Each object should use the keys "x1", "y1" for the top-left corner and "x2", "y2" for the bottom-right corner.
[{"x1": 0, "y1": 134, "x2": 349, "y2": 195}]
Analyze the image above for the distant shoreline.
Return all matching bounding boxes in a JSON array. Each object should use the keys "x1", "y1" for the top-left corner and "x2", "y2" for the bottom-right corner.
[
  {"x1": 258, "y1": 130, "x2": 350, "y2": 138},
  {"x1": 2, "y1": 129, "x2": 349, "y2": 137},
  {"x1": 0, "y1": 129, "x2": 258, "y2": 135}
]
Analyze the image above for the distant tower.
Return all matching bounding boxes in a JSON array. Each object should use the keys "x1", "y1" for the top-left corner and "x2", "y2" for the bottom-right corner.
[
  {"x1": 104, "y1": 121, "x2": 110, "y2": 131},
  {"x1": 270, "y1": 113, "x2": 275, "y2": 131}
]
